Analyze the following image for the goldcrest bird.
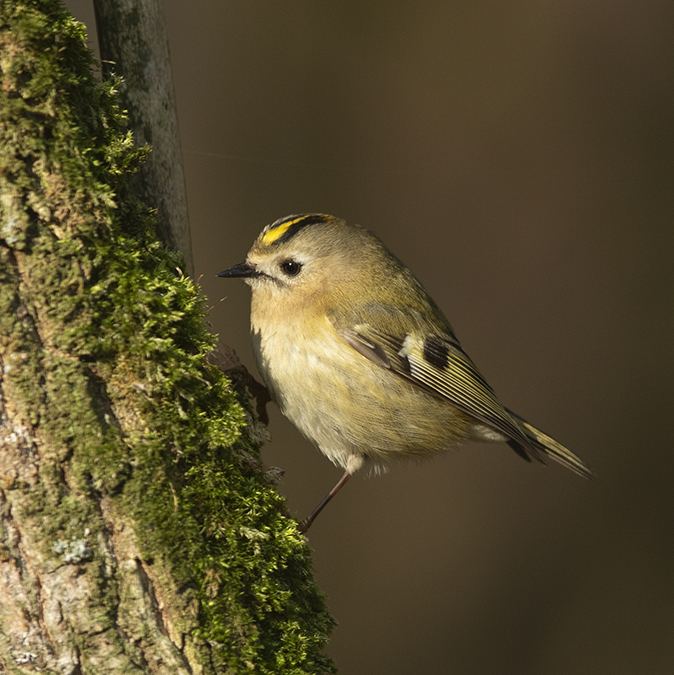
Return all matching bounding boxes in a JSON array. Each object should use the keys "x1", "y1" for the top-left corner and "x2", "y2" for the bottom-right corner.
[{"x1": 218, "y1": 214, "x2": 592, "y2": 532}]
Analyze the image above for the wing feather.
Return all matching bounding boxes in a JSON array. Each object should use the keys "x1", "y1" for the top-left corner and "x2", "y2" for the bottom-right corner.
[
  {"x1": 337, "y1": 323, "x2": 541, "y2": 460},
  {"x1": 328, "y1": 296, "x2": 591, "y2": 477}
]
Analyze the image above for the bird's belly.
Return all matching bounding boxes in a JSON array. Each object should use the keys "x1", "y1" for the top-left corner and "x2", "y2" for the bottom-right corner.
[{"x1": 252, "y1": 325, "x2": 473, "y2": 472}]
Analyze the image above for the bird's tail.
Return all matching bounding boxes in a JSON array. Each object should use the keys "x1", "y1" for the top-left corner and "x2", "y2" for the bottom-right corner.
[{"x1": 505, "y1": 409, "x2": 594, "y2": 479}]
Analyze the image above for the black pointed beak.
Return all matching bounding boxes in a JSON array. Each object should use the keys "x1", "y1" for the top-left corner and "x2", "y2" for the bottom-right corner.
[{"x1": 217, "y1": 262, "x2": 261, "y2": 278}]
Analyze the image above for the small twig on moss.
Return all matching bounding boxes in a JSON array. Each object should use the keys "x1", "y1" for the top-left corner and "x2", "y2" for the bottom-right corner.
[{"x1": 208, "y1": 340, "x2": 271, "y2": 425}]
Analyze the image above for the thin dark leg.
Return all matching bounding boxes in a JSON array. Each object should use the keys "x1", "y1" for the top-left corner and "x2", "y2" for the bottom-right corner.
[{"x1": 297, "y1": 470, "x2": 352, "y2": 533}]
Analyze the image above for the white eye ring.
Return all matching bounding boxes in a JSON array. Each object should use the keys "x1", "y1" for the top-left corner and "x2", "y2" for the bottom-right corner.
[{"x1": 280, "y1": 260, "x2": 302, "y2": 276}]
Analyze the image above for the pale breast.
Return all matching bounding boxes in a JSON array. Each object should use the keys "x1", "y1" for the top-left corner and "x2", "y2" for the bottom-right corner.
[{"x1": 251, "y1": 313, "x2": 473, "y2": 472}]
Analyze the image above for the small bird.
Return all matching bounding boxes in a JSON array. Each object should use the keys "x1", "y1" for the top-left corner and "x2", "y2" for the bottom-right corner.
[{"x1": 219, "y1": 214, "x2": 592, "y2": 532}]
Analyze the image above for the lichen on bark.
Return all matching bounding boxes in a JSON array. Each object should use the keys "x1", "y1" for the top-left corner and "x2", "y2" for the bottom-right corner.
[{"x1": 0, "y1": 2, "x2": 335, "y2": 673}]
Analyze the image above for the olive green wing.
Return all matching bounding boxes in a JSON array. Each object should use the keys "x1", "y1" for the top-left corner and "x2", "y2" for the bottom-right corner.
[
  {"x1": 337, "y1": 322, "x2": 541, "y2": 460},
  {"x1": 335, "y1": 318, "x2": 593, "y2": 477}
]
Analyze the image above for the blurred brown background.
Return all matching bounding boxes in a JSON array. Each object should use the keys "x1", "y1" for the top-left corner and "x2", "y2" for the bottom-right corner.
[{"x1": 64, "y1": 1, "x2": 674, "y2": 673}]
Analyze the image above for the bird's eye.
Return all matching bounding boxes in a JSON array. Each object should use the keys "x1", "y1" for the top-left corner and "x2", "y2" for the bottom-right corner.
[{"x1": 280, "y1": 260, "x2": 302, "y2": 276}]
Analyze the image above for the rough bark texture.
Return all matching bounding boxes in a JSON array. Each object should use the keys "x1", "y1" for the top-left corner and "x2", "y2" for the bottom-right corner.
[
  {"x1": 93, "y1": 0, "x2": 194, "y2": 276},
  {"x1": 0, "y1": 2, "x2": 335, "y2": 673}
]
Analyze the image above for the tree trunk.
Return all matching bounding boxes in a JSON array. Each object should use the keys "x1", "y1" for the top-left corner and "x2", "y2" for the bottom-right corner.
[
  {"x1": 0, "y1": 2, "x2": 335, "y2": 673},
  {"x1": 93, "y1": 0, "x2": 194, "y2": 276}
]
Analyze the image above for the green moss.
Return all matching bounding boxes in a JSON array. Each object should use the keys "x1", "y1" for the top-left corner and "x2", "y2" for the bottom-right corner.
[{"x1": 0, "y1": 2, "x2": 335, "y2": 672}]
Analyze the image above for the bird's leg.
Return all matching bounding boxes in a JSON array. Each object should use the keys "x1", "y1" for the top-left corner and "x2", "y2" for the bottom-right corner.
[{"x1": 297, "y1": 470, "x2": 352, "y2": 533}]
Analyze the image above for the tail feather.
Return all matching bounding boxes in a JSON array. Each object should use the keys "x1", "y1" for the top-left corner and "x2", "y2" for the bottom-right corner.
[{"x1": 505, "y1": 409, "x2": 594, "y2": 479}]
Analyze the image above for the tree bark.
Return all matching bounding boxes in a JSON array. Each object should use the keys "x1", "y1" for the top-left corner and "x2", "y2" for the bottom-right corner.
[
  {"x1": 93, "y1": 0, "x2": 194, "y2": 276},
  {"x1": 0, "y1": 2, "x2": 334, "y2": 673}
]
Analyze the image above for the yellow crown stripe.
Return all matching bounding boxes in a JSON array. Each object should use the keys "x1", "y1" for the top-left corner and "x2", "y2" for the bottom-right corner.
[
  {"x1": 262, "y1": 216, "x2": 308, "y2": 246},
  {"x1": 260, "y1": 213, "x2": 334, "y2": 247}
]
